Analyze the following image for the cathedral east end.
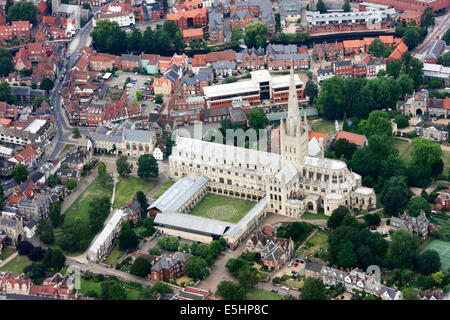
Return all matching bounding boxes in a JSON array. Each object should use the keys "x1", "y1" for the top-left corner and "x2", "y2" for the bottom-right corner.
[{"x1": 169, "y1": 66, "x2": 376, "y2": 217}]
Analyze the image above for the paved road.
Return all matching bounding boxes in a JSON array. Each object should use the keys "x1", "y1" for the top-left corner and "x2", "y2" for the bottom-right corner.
[{"x1": 413, "y1": 12, "x2": 450, "y2": 57}]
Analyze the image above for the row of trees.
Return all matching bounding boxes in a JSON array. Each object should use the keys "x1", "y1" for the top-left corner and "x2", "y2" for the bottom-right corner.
[{"x1": 91, "y1": 20, "x2": 185, "y2": 56}]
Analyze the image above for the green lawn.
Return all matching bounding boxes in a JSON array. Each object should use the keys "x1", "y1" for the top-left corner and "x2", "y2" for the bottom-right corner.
[
  {"x1": 151, "y1": 180, "x2": 175, "y2": 200},
  {"x1": 104, "y1": 243, "x2": 124, "y2": 265},
  {"x1": 80, "y1": 278, "x2": 143, "y2": 300},
  {"x1": 245, "y1": 288, "x2": 284, "y2": 300},
  {"x1": 421, "y1": 240, "x2": 450, "y2": 272},
  {"x1": 311, "y1": 119, "x2": 335, "y2": 134},
  {"x1": 63, "y1": 174, "x2": 114, "y2": 227},
  {"x1": 189, "y1": 194, "x2": 255, "y2": 223},
  {"x1": 443, "y1": 150, "x2": 450, "y2": 174},
  {"x1": 302, "y1": 213, "x2": 329, "y2": 220},
  {"x1": 114, "y1": 176, "x2": 157, "y2": 208},
  {"x1": 392, "y1": 138, "x2": 413, "y2": 163},
  {"x1": 0, "y1": 247, "x2": 16, "y2": 260},
  {"x1": 305, "y1": 231, "x2": 329, "y2": 249},
  {"x1": 0, "y1": 255, "x2": 31, "y2": 276}
]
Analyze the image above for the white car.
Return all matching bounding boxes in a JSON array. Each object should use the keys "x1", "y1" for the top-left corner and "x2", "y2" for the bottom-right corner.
[
  {"x1": 288, "y1": 262, "x2": 293, "y2": 267},
  {"x1": 281, "y1": 286, "x2": 290, "y2": 291},
  {"x1": 76, "y1": 259, "x2": 85, "y2": 264}
]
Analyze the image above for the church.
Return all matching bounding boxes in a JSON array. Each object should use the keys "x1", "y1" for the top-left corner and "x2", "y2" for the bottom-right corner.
[{"x1": 168, "y1": 65, "x2": 376, "y2": 217}]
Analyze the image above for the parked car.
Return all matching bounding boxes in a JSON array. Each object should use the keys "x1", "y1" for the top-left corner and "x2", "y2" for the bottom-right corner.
[
  {"x1": 288, "y1": 262, "x2": 293, "y2": 267},
  {"x1": 281, "y1": 286, "x2": 290, "y2": 291},
  {"x1": 271, "y1": 289, "x2": 278, "y2": 293},
  {"x1": 293, "y1": 262, "x2": 299, "y2": 267}
]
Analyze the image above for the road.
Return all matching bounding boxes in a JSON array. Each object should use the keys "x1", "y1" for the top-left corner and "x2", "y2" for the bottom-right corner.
[
  {"x1": 46, "y1": 19, "x2": 95, "y2": 160},
  {"x1": 413, "y1": 12, "x2": 450, "y2": 57}
]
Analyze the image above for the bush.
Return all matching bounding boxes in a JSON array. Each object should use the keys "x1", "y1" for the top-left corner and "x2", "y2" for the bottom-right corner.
[{"x1": 157, "y1": 236, "x2": 179, "y2": 251}]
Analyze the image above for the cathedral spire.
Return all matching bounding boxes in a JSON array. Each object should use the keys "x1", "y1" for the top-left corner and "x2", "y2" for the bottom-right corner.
[{"x1": 287, "y1": 60, "x2": 299, "y2": 121}]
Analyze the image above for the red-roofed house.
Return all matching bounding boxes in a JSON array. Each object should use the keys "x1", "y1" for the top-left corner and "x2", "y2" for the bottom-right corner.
[
  {"x1": 37, "y1": 0, "x2": 49, "y2": 14},
  {"x1": 0, "y1": 21, "x2": 31, "y2": 41},
  {"x1": 8, "y1": 144, "x2": 40, "y2": 167},
  {"x1": 166, "y1": 8, "x2": 208, "y2": 29},
  {"x1": 335, "y1": 130, "x2": 368, "y2": 147},
  {"x1": 182, "y1": 28, "x2": 204, "y2": 41},
  {"x1": 206, "y1": 51, "x2": 236, "y2": 64},
  {"x1": 191, "y1": 54, "x2": 207, "y2": 73}
]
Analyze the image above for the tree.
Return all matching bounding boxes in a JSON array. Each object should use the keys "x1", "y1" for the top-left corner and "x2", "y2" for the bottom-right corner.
[
  {"x1": 36, "y1": 219, "x2": 54, "y2": 245},
  {"x1": 444, "y1": 28, "x2": 450, "y2": 45},
  {"x1": 238, "y1": 269, "x2": 259, "y2": 289},
  {"x1": 127, "y1": 29, "x2": 142, "y2": 54},
  {"x1": 216, "y1": 280, "x2": 247, "y2": 300},
  {"x1": 247, "y1": 108, "x2": 268, "y2": 130},
  {"x1": 118, "y1": 229, "x2": 139, "y2": 251},
  {"x1": 66, "y1": 179, "x2": 77, "y2": 190},
  {"x1": 364, "y1": 213, "x2": 381, "y2": 226},
  {"x1": 394, "y1": 114, "x2": 409, "y2": 128},
  {"x1": 137, "y1": 154, "x2": 159, "y2": 181},
  {"x1": 157, "y1": 236, "x2": 179, "y2": 251},
  {"x1": 12, "y1": 164, "x2": 28, "y2": 183},
  {"x1": 301, "y1": 278, "x2": 327, "y2": 300},
  {"x1": 72, "y1": 127, "x2": 80, "y2": 139},
  {"x1": 98, "y1": 162, "x2": 107, "y2": 176},
  {"x1": 43, "y1": 248, "x2": 66, "y2": 270},
  {"x1": 226, "y1": 257, "x2": 251, "y2": 277},
  {"x1": 130, "y1": 257, "x2": 152, "y2": 277},
  {"x1": 148, "y1": 247, "x2": 161, "y2": 256},
  {"x1": 0, "y1": 82, "x2": 16, "y2": 104},
  {"x1": 402, "y1": 288, "x2": 419, "y2": 300},
  {"x1": 276, "y1": 222, "x2": 313, "y2": 242},
  {"x1": 16, "y1": 241, "x2": 34, "y2": 255},
  {"x1": 186, "y1": 256, "x2": 209, "y2": 280},
  {"x1": 39, "y1": 77, "x2": 54, "y2": 93},
  {"x1": 0, "y1": 49, "x2": 13, "y2": 77},
  {"x1": 357, "y1": 110, "x2": 392, "y2": 138},
  {"x1": 116, "y1": 156, "x2": 132, "y2": 177},
  {"x1": 135, "y1": 191, "x2": 149, "y2": 217},
  {"x1": 88, "y1": 196, "x2": 111, "y2": 234},
  {"x1": 417, "y1": 250, "x2": 441, "y2": 275},
  {"x1": 334, "y1": 138, "x2": 357, "y2": 160},
  {"x1": 387, "y1": 230, "x2": 420, "y2": 269},
  {"x1": 49, "y1": 200, "x2": 63, "y2": 227},
  {"x1": 155, "y1": 94, "x2": 163, "y2": 104},
  {"x1": 407, "y1": 196, "x2": 431, "y2": 217},
  {"x1": 368, "y1": 39, "x2": 392, "y2": 58},
  {"x1": 6, "y1": 2, "x2": 37, "y2": 24},
  {"x1": 381, "y1": 176, "x2": 411, "y2": 216},
  {"x1": 342, "y1": 0, "x2": 351, "y2": 12},
  {"x1": 315, "y1": 0, "x2": 327, "y2": 13},
  {"x1": 140, "y1": 281, "x2": 172, "y2": 300},
  {"x1": 230, "y1": 27, "x2": 243, "y2": 48},
  {"x1": 24, "y1": 263, "x2": 46, "y2": 284},
  {"x1": 305, "y1": 80, "x2": 318, "y2": 105},
  {"x1": 421, "y1": 7, "x2": 435, "y2": 28},
  {"x1": 135, "y1": 91, "x2": 143, "y2": 101},
  {"x1": 397, "y1": 74, "x2": 414, "y2": 99},
  {"x1": 327, "y1": 206, "x2": 351, "y2": 229},
  {"x1": 244, "y1": 22, "x2": 267, "y2": 48},
  {"x1": 437, "y1": 51, "x2": 450, "y2": 66},
  {"x1": 91, "y1": 20, "x2": 127, "y2": 55},
  {"x1": 410, "y1": 137, "x2": 443, "y2": 179},
  {"x1": 101, "y1": 280, "x2": 127, "y2": 300},
  {"x1": 28, "y1": 246, "x2": 45, "y2": 262}
]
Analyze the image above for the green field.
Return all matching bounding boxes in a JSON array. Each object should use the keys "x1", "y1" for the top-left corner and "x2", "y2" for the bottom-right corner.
[
  {"x1": 63, "y1": 174, "x2": 114, "y2": 227},
  {"x1": 302, "y1": 213, "x2": 329, "y2": 220},
  {"x1": 104, "y1": 243, "x2": 124, "y2": 265},
  {"x1": 189, "y1": 194, "x2": 255, "y2": 223},
  {"x1": 305, "y1": 231, "x2": 329, "y2": 249},
  {"x1": 80, "y1": 278, "x2": 143, "y2": 299},
  {"x1": 392, "y1": 138, "x2": 413, "y2": 163},
  {"x1": 421, "y1": 240, "x2": 450, "y2": 272},
  {"x1": 0, "y1": 247, "x2": 16, "y2": 260},
  {"x1": 150, "y1": 180, "x2": 175, "y2": 200},
  {"x1": 0, "y1": 255, "x2": 31, "y2": 276},
  {"x1": 443, "y1": 150, "x2": 450, "y2": 174},
  {"x1": 245, "y1": 288, "x2": 284, "y2": 300},
  {"x1": 114, "y1": 176, "x2": 157, "y2": 208},
  {"x1": 311, "y1": 119, "x2": 335, "y2": 134}
]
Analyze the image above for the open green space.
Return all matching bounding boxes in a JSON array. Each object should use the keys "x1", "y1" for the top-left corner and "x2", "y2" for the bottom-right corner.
[
  {"x1": 443, "y1": 150, "x2": 450, "y2": 174},
  {"x1": 151, "y1": 180, "x2": 175, "y2": 200},
  {"x1": 421, "y1": 239, "x2": 450, "y2": 272},
  {"x1": 0, "y1": 255, "x2": 31, "y2": 276},
  {"x1": 104, "y1": 243, "x2": 124, "y2": 265},
  {"x1": 0, "y1": 247, "x2": 16, "y2": 260},
  {"x1": 114, "y1": 176, "x2": 157, "y2": 208},
  {"x1": 302, "y1": 213, "x2": 329, "y2": 220},
  {"x1": 63, "y1": 174, "x2": 114, "y2": 227},
  {"x1": 305, "y1": 231, "x2": 329, "y2": 249},
  {"x1": 245, "y1": 288, "x2": 284, "y2": 300},
  {"x1": 311, "y1": 119, "x2": 335, "y2": 134},
  {"x1": 189, "y1": 194, "x2": 255, "y2": 223},
  {"x1": 80, "y1": 278, "x2": 144, "y2": 300},
  {"x1": 392, "y1": 138, "x2": 413, "y2": 163}
]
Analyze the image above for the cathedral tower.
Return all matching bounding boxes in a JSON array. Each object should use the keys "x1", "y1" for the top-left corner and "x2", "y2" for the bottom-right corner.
[{"x1": 280, "y1": 62, "x2": 309, "y2": 170}]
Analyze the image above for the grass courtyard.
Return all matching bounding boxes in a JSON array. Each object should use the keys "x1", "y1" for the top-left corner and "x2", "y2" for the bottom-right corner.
[
  {"x1": 104, "y1": 243, "x2": 124, "y2": 265},
  {"x1": 189, "y1": 194, "x2": 255, "y2": 223},
  {"x1": 80, "y1": 278, "x2": 144, "y2": 299},
  {"x1": 245, "y1": 288, "x2": 284, "y2": 300},
  {"x1": 113, "y1": 176, "x2": 157, "y2": 208},
  {"x1": 0, "y1": 247, "x2": 16, "y2": 260},
  {"x1": 63, "y1": 174, "x2": 114, "y2": 227},
  {"x1": 0, "y1": 255, "x2": 31, "y2": 276},
  {"x1": 421, "y1": 240, "x2": 450, "y2": 272},
  {"x1": 311, "y1": 119, "x2": 335, "y2": 134},
  {"x1": 392, "y1": 138, "x2": 413, "y2": 163}
]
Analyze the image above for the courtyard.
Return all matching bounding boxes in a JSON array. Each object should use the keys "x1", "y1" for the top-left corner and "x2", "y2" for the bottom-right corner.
[
  {"x1": 188, "y1": 193, "x2": 256, "y2": 224},
  {"x1": 113, "y1": 176, "x2": 157, "y2": 209},
  {"x1": 0, "y1": 255, "x2": 31, "y2": 276}
]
